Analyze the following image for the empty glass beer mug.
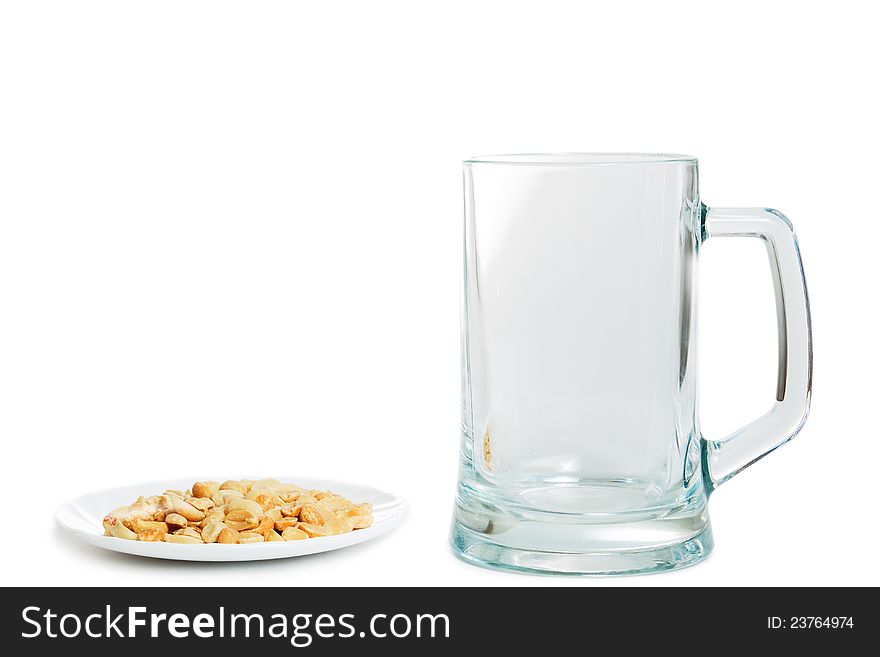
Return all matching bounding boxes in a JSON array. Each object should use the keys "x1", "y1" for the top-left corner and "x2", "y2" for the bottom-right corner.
[{"x1": 452, "y1": 153, "x2": 811, "y2": 575}]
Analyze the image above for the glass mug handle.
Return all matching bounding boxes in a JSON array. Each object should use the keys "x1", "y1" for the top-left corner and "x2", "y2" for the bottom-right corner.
[{"x1": 701, "y1": 206, "x2": 813, "y2": 490}]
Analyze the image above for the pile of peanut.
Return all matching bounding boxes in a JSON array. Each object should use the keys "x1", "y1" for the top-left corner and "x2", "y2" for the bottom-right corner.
[{"x1": 102, "y1": 479, "x2": 372, "y2": 544}]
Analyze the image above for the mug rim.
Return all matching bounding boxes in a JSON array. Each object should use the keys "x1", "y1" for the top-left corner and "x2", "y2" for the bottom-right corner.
[{"x1": 464, "y1": 152, "x2": 698, "y2": 166}]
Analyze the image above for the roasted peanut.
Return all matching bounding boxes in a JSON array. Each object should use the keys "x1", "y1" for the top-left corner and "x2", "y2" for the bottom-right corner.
[
  {"x1": 217, "y1": 527, "x2": 240, "y2": 544},
  {"x1": 172, "y1": 497, "x2": 205, "y2": 522},
  {"x1": 347, "y1": 502, "x2": 372, "y2": 516},
  {"x1": 220, "y1": 480, "x2": 247, "y2": 495},
  {"x1": 316, "y1": 498, "x2": 345, "y2": 516},
  {"x1": 274, "y1": 517, "x2": 299, "y2": 532},
  {"x1": 164, "y1": 513, "x2": 188, "y2": 530},
  {"x1": 102, "y1": 506, "x2": 129, "y2": 533},
  {"x1": 192, "y1": 481, "x2": 219, "y2": 499},
  {"x1": 187, "y1": 497, "x2": 214, "y2": 513},
  {"x1": 132, "y1": 519, "x2": 168, "y2": 542},
  {"x1": 280, "y1": 504, "x2": 302, "y2": 518},
  {"x1": 205, "y1": 506, "x2": 226, "y2": 523},
  {"x1": 226, "y1": 497, "x2": 263, "y2": 519},
  {"x1": 151, "y1": 496, "x2": 174, "y2": 521},
  {"x1": 350, "y1": 515, "x2": 372, "y2": 530},
  {"x1": 238, "y1": 532, "x2": 264, "y2": 544},
  {"x1": 121, "y1": 497, "x2": 157, "y2": 530},
  {"x1": 266, "y1": 530, "x2": 284, "y2": 542},
  {"x1": 296, "y1": 522, "x2": 329, "y2": 538},
  {"x1": 323, "y1": 518, "x2": 353, "y2": 535},
  {"x1": 109, "y1": 520, "x2": 138, "y2": 540},
  {"x1": 281, "y1": 526, "x2": 309, "y2": 541},
  {"x1": 174, "y1": 527, "x2": 202, "y2": 539},
  {"x1": 165, "y1": 534, "x2": 203, "y2": 544},
  {"x1": 224, "y1": 510, "x2": 259, "y2": 532},
  {"x1": 343, "y1": 503, "x2": 373, "y2": 529},
  {"x1": 254, "y1": 516, "x2": 276, "y2": 538},
  {"x1": 247, "y1": 491, "x2": 284, "y2": 512},
  {"x1": 299, "y1": 504, "x2": 323, "y2": 526},
  {"x1": 212, "y1": 489, "x2": 244, "y2": 505},
  {"x1": 201, "y1": 521, "x2": 225, "y2": 544}
]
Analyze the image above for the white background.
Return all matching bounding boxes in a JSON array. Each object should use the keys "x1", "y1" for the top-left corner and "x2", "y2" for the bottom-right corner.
[{"x1": 1, "y1": 0, "x2": 877, "y2": 587}]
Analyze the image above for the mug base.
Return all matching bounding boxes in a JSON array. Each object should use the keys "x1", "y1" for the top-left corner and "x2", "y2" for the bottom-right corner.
[{"x1": 451, "y1": 519, "x2": 713, "y2": 577}]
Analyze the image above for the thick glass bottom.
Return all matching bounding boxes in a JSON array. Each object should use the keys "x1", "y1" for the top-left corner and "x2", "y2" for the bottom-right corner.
[
  {"x1": 451, "y1": 521, "x2": 712, "y2": 576},
  {"x1": 451, "y1": 481, "x2": 713, "y2": 576}
]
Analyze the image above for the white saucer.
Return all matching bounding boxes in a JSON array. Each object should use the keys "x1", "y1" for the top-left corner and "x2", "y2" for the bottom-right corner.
[{"x1": 56, "y1": 476, "x2": 406, "y2": 562}]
